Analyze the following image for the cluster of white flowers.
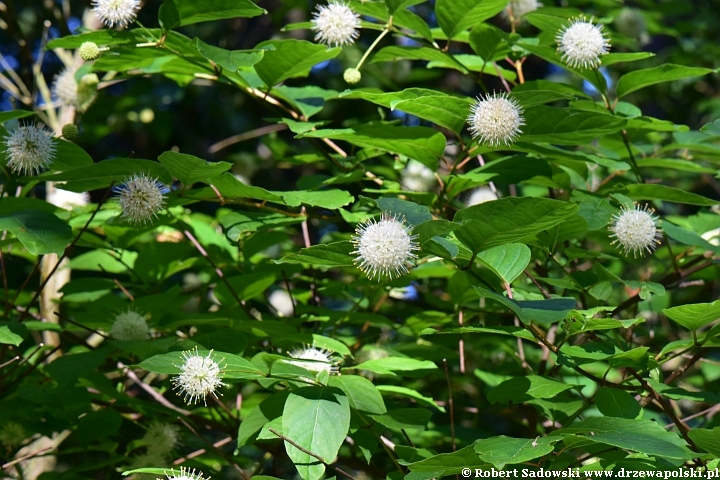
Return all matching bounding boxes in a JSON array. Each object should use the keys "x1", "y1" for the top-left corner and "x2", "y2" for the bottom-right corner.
[
  {"x1": 172, "y1": 349, "x2": 226, "y2": 405},
  {"x1": 467, "y1": 92, "x2": 525, "y2": 147},
  {"x1": 3, "y1": 123, "x2": 56, "y2": 176},
  {"x1": 466, "y1": 186, "x2": 499, "y2": 206},
  {"x1": 92, "y1": 0, "x2": 141, "y2": 29},
  {"x1": 311, "y1": 1, "x2": 360, "y2": 48},
  {"x1": 556, "y1": 16, "x2": 611, "y2": 69},
  {"x1": 52, "y1": 68, "x2": 99, "y2": 111},
  {"x1": 608, "y1": 203, "x2": 662, "y2": 257},
  {"x1": 114, "y1": 173, "x2": 167, "y2": 226},
  {"x1": 503, "y1": 0, "x2": 541, "y2": 22},
  {"x1": 161, "y1": 467, "x2": 209, "y2": 480},
  {"x1": 401, "y1": 160, "x2": 437, "y2": 192},
  {"x1": 143, "y1": 421, "x2": 180, "y2": 457},
  {"x1": 268, "y1": 289, "x2": 295, "y2": 317},
  {"x1": 109, "y1": 309, "x2": 150, "y2": 341},
  {"x1": 351, "y1": 213, "x2": 420, "y2": 281},
  {"x1": 287, "y1": 346, "x2": 340, "y2": 375}
]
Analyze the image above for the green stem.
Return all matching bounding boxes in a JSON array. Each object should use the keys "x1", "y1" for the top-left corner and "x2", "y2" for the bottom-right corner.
[{"x1": 355, "y1": 18, "x2": 393, "y2": 71}]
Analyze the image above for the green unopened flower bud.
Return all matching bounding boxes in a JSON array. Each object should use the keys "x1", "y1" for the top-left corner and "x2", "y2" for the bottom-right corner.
[
  {"x1": 80, "y1": 73, "x2": 99, "y2": 87},
  {"x1": 79, "y1": 42, "x2": 101, "y2": 61},
  {"x1": 61, "y1": 123, "x2": 79, "y2": 141},
  {"x1": 343, "y1": 68, "x2": 361, "y2": 85}
]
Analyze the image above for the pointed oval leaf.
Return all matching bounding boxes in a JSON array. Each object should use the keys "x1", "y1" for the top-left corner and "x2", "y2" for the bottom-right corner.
[
  {"x1": 663, "y1": 300, "x2": 720, "y2": 332},
  {"x1": 0, "y1": 209, "x2": 72, "y2": 255},
  {"x1": 616, "y1": 64, "x2": 714, "y2": 98}
]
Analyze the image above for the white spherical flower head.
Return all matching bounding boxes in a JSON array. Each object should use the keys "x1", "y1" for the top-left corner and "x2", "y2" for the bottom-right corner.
[
  {"x1": 109, "y1": 309, "x2": 149, "y2": 341},
  {"x1": 608, "y1": 203, "x2": 662, "y2": 257},
  {"x1": 143, "y1": 421, "x2": 180, "y2": 456},
  {"x1": 288, "y1": 346, "x2": 339, "y2": 375},
  {"x1": 172, "y1": 349, "x2": 226, "y2": 406},
  {"x1": 311, "y1": 1, "x2": 361, "y2": 48},
  {"x1": 114, "y1": 173, "x2": 167, "y2": 226},
  {"x1": 351, "y1": 213, "x2": 420, "y2": 281},
  {"x1": 468, "y1": 92, "x2": 525, "y2": 147},
  {"x1": 268, "y1": 289, "x2": 295, "y2": 317},
  {"x1": 4, "y1": 123, "x2": 56, "y2": 176},
  {"x1": 556, "y1": 16, "x2": 611, "y2": 70},
  {"x1": 162, "y1": 467, "x2": 209, "y2": 480},
  {"x1": 92, "y1": 0, "x2": 140, "y2": 29},
  {"x1": 466, "y1": 186, "x2": 499, "y2": 206},
  {"x1": 52, "y1": 68, "x2": 79, "y2": 108},
  {"x1": 401, "y1": 160, "x2": 437, "y2": 192}
]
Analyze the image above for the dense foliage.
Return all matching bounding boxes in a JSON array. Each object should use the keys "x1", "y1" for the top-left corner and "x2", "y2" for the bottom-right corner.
[{"x1": 2, "y1": 0, "x2": 720, "y2": 479}]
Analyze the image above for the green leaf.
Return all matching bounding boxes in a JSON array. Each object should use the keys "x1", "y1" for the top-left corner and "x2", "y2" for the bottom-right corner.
[
  {"x1": 370, "y1": 408, "x2": 432, "y2": 431},
  {"x1": 138, "y1": 350, "x2": 265, "y2": 379},
  {"x1": 192, "y1": 172, "x2": 284, "y2": 204},
  {"x1": 624, "y1": 184, "x2": 718, "y2": 206},
  {"x1": 159, "y1": 0, "x2": 265, "y2": 29},
  {"x1": 474, "y1": 436, "x2": 558, "y2": 469},
  {"x1": 282, "y1": 190, "x2": 354, "y2": 209},
  {"x1": 688, "y1": 427, "x2": 720, "y2": 457},
  {"x1": 616, "y1": 64, "x2": 715, "y2": 98},
  {"x1": 407, "y1": 445, "x2": 489, "y2": 477},
  {"x1": 339, "y1": 88, "x2": 473, "y2": 133},
  {"x1": 371, "y1": 46, "x2": 469, "y2": 73},
  {"x1": 255, "y1": 40, "x2": 340, "y2": 87},
  {"x1": 550, "y1": 417, "x2": 694, "y2": 460},
  {"x1": 436, "y1": 0, "x2": 509, "y2": 39},
  {"x1": 53, "y1": 138, "x2": 94, "y2": 170},
  {"x1": 376, "y1": 197, "x2": 433, "y2": 226},
  {"x1": 351, "y1": 357, "x2": 438, "y2": 376},
  {"x1": 123, "y1": 468, "x2": 170, "y2": 476},
  {"x1": 474, "y1": 287, "x2": 576, "y2": 326},
  {"x1": 518, "y1": 106, "x2": 627, "y2": 144},
  {"x1": 663, "y1": 300, "x2": 720, "y2": 332},
  {"x1": 299, "y1": 125, "x2": 445, "y2": 170},
  {"x1": 454, "y1": 197, "x2": 579, "y2": 255},
  {"x1": 595, "y1": 387, "x2": 642, "y2": 419},
  {"x1": 488, "y1": 375, "x2": 576, "y2": 405},
  {"x1": 282, "y1": 387, "x2": 351, "y2": 480},
  {"x1": 47, "y1": 30, "x2": 149, "y2": 49},
  {"x1": 194, "y1": 37, "x2": 265, "y2": 71},
  {"x1": 277, "y1": 241, "x2": 355, "y2": 267},
  {"x1": 214, "y1": 272, "x2": 277, "y2": 306},
  {"x1": 0, "y1": 110, "x2": 35, "y2": 124},
  {"x1": 663, "y1": 221, "x2": 720, "y2": 254},
  {"x1": 37, "y1": 158, "x2": 172, "y2": 193},
  {"x1": 476, "y1": 243, "x2": 531, "y2": 284},
  {"x1": 158, "y1": 151, "x2": 231, "y2": 186},
  {"x1": 0, "y1": 325, "x2": 23, "y2": 346},
  {"x1": 469, "y1": 23, "x2": 507, "y2": 63},
  {"x1": 0, "y1": 209, "x2": 72, "y2": 255},
  {"x1": 329, "y1": 375, "x2": 387, "y2": 414},
  {"x1": 237, "y1": 392, "x2": 289, "y2": 447},
  {"x1": 376, "y1": 385, "x2": 445, "y2": 412}
]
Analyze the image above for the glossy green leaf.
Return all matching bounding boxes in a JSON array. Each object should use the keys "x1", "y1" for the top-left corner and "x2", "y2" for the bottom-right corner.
[
  {"x1": 0, "y1": 209, "x2": 72, "y2": 255},
  {"x1": 688, "y1": 427, "x2": 720, "y2": 457},
  {"x1": 436, "y1": 0, "x2": 509, "y2": 39},
  {"x1": 454, "y1": 197, "x2": 579, "y2": 255},
  {"x1": 340, "y1": 88, "x2": 473, "y2": 133},
  {"x1": 474, "y1": 436, "x2": 558, "y2": 469},
  {"x1": 476, "y1": 243, "x2": 531, "y2": 284},
  {"x1": 0, "y1": 326, "x2": 23, "y2": 346},
  {"x1": 194, "y1": 37, "x2": 265, "y2": 70},
  {"x1": 616, "y1": 64, "x2": 715, "y2": 98},
  {"x1": 407, "y1": 445, "x2": 489, "y2": 477},
  {"x1": 36, "y1": 158, "x2": 172, "y2": 193},
  {"x1": 474, "y1": 287, "x2": 576, "y2": 325},
  {"x1": 282, "y1": 190, "x2": 354, "y2": 209},
  {"x1": 595, "y1": 387, "x2": 642, "y2": 419},
  {"x1": 488, "y1": 375, "x2": 576, "y2": 405},
  {"x1": 329, "y1": 375, "x2": 387, "y2": 414},
  {"x1": 518, "y1": 106, "x2": 627, "y2": 144},
  {"x1": 237, "y1": 391, "x2": 289, "y2": 447},
  {"x1": 371, "y1": 46, "x2": 468, "y2": 73},
  {"x1": 255, "y1": 39, "x2": 340, "y2": 86},
  {"x1": 376, "y1": 197, "x2": 433, "y2": 226},
  {"x1": 158, "y1": 151, "x2": 231, "y2": 186},
  {"x1": 277, "y1": 241, "x2": 355, "y2": 266},
  {"x1": 299, "y1": 125, "x2": 446, "y2": 170},
  {"x1": 351, "y1": 357, "x2": 438, "y2": 376},
  {"x1": 282, "y1": 387, "x2": 350, "y2": 480},
  {"x1": 370, "y1": 408, "x2": 431, "y2": 430},
  {"x1": 663, "y1": 300, "x2": 720, "y2": 332},
  {"x1": 624, "y1": 184, "x2": 718, "y2": 206},
  {"x1": 159, "y1": 0, "x2": 265, "y2": 29}
]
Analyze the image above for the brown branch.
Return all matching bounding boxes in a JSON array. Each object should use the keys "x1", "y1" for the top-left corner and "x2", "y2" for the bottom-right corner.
[
  {"x1": 268, "y1": 428, "x2": 359, "y2": 480},
  {"x1": 208, "y1": 124, "x2": 288, "y2": 154},
  {"x1": 442, "y1": 359, "x2": 456, "y2": 451}
]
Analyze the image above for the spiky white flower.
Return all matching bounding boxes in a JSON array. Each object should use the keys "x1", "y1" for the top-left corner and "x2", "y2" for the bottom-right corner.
[
  {"x1": 161, "y1": 467, "x2": 209, "y2": 480},
  {"x1": 503, "y1": 0, "x2": 541, "y2": 22},
  {"x1": 311, "y1": 1, "x2": 361, "y2": 48},
  {"x1": 47, "y1": 188, "x2": 90, "y2": 210},
  {"x1": 556, "y1": 16, "x2": 611, "y2": 69},
  {"x1": 3, "y1": 123, "x2": 56, "y2": 176},
  {"x1": 468, "y1": 92, "x2": 525, "y2": 147},
  {"x1": 608, "y1": 203, "x2": 662, "y2": 257},
  {"x1": 288, "y1": 346, "x2": 339, "y2": 375},
  {"x1": 172, "y1": 349, "x2": 226, "y2": 405},
  {"x1": 268, "y1": 290, "x2": 295, "y2": 317},
  {"x1": 466, "y1": 186, "x2": 499, "y2": 206},
  {"x1": 114, "y1": 173, "x2": 167, "y2": 226},
  {"x1": 401, "y1": 160, "x2": 437, "y2": 192},
  {"x1": 142, "y1": 421, "x2": 180, "y2": 457},
  {"x1": 52, "y1": 68, "x2": 79, "y2": 108},
  {"x1": 92, "y1": 0, "x2": 140, "y2": 29},
  {"x1": 351, "y1": 213, "x2": 419, "y2": 281},
  {"x1": 109, "y1": 310, "x2": 149, "y2": 341}
]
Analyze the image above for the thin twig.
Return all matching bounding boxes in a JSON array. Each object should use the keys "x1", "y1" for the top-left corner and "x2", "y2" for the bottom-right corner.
[
  {"x1": 180, "y1": 418, "x2": 251, "y2": 480},
  {"x1": 119, "y1": 362, "x2": 191, "y2": 416},
  {"x1": 208, "y1": 124, "x2": 288, "y2": 154},
  {"x1": 442, "y1": 359, "x2": 456, "y2": 451},
  {"x1": 269, "y1": 428, "x2": 359, "y2": 480},
  {"x1": 458, "y1": 309, "x2": 465, "y2": 374}
]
